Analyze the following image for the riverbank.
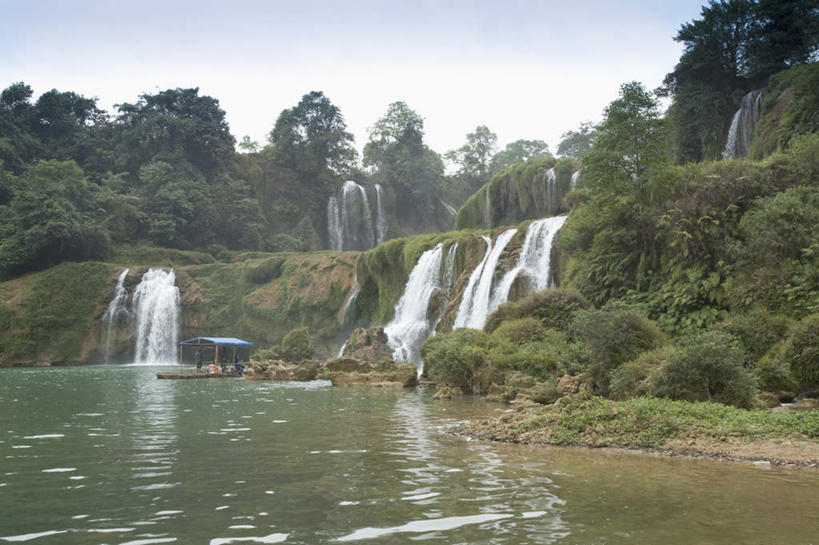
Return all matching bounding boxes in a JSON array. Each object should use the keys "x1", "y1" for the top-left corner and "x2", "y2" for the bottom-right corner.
[{"x1": 458, "y1": 392, "x2": 819, "y2": 469}]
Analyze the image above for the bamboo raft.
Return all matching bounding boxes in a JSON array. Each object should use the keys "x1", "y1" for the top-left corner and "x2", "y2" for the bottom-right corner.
[{"x1": 157, "y1": 371, "x2": 242, "y2": 379}]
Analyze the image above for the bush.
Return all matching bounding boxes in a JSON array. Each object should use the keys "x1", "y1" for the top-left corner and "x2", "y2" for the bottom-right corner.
[
  {"x1": 609, "y1": 348, "x2": 672, "y2": 400},
  {"x1": 711, "y1": 309, "x2": 790, "y2": 365},
  {"x1": 280, "y1": 327, "x2": 313, "y2": 363},
  {"x1": 487, "y1": 334, "x2": 567, "y2": 380},
  {"x1": 246, "y1": 256, "x2": 285, "y2": 284},
  {"x1": 490, "y1": 317, "x2": 546, "y2": 345},
  {"x1": 780, "y1": 313, "x2": 819, "y2": 390},
  {"x1": 485, "y1": 288, "x2": 589, "y2": 334},
  {"x1": 570, "y1": 304, "x2": 664, "y2": 394},
  {"x1": 420, "y1": 329, "x2": 494, "y2": 393},
  {"x1": 650, "y1": 331, "x2": 758, "y2": 408},
  {"x1": 754, "y1": 355, "x2": 796, "y2": 393}
]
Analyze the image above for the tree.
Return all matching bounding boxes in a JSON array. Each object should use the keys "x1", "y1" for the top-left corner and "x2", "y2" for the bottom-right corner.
[
  {"x1": 238, "y1": 136, "x2": 260, "y2": 153},
  {"x1": 268, "y1": 91, "x2": 357, "y2": 178},
  {"x1": 490, "y1": 139, "x2": 551, "y2": 174},
  {"x1": 581, "y1": 82, "x2": 666, "y2": 192},
  {"x1": 115, "y1": 88, "x2": 235, "y2": 179},
  {"x1": 446, "y1": 125, "x2": 498, "y2": 194},
  {"x1": 557, "y1": 122, "x2": 594, "y2": 159},
  {"x1": 363, "y1": 101, "x2": 424, "y2": 168}
]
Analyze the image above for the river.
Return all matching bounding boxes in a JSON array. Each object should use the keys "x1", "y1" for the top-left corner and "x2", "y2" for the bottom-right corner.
[{"x1": 1, "y1": 366, "x2": 817, "y2": 544}]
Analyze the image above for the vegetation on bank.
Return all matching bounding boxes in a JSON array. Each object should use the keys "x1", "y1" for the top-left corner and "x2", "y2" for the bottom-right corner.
[{"x1": 462, "y1": 393, "x2": 819, "y2": 451}]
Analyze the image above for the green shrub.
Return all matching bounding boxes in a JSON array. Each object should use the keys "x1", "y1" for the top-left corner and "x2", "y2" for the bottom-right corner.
[
  {"x1": 754, "y1": 355, "x2": 796, "y2": 393},
  {"x1": 711, "y1": 309, "x2": 790, "y2": 365},
  {"x1": 780, "y1": 313, "x2": 819, "y2": 390},
  {"x1": 484, "y1": 289, "x2": 588, "y2": 333},
  {"x1": 246, "y1": 256, "x2": 285, "y2": 284},
  {"x1": 650, "y1": 331, "x2": 758, "y2": 408},
  {"x1": 570, "y1": 304, "x2": 664, "y2": 394},
  {"x1": 609, "y1": 348, "x2": 672, "y2": 400},
  {"x1": 280, "y1": 327, "x2": 313, "y2": 363},
  {"x1": 487, "y1": 333, "x2": 567, "y2": 380},
  {"x1": 253, "y1": 347, "x2": 281, "y2": 361},
  {"x1": 490, "y1": 317, "x2": 546, "y2": 345},
  {"x1": 420, "y1": 329, "x2": 494, "y2": 393}
]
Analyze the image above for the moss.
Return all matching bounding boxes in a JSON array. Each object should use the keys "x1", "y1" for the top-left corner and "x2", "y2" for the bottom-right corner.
[
  {"x1": 111, "y1": 245, "x2": 216, "y2": 266},
  {"x1": 455, "y1": 157, "x2": 571, "y2": 230}
]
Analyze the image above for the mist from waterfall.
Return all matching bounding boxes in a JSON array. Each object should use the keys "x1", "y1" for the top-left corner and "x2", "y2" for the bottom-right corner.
[
  {"x1": 723, "y1": 90, "x2": 763, "y2": 159},
  {"x1": 101, "y1": 268, "x2": 130, "y2": 363},
  {"x1": 327, "y1": 181, "x2": 386, "y2": 251},
  {"x1": 133, "y1": 269, "x2": 180, "y2": 363},
  {"x1": 454, "y1": 229, "x2": 517, "y2": 330},
  {"x1": 488, "y1": 215, "x2": 568, "y2": 315},
  {"x1": 384, "y1": 243, "x2": 444, "y2": 370}
]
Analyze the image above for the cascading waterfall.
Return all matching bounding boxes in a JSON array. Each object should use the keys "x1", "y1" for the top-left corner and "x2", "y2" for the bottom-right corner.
[
  {"x1": 374, "y1": 184, "x2": 388, "y2": 245},
  {"x1": 384, "y1": 243, "x2": 444, "y2": 370},
  {"x1": 101, "y1": 268, "x2": 130, "y2": 363},
  {"x1": 441, "y1": 200, "x2": 457, "y2": 219},
  {"x1": 722, "y1": 90, "x2": 763, "y2": 159},
  {"x1": 341, "y1": 181, "x2": 375, "y2": 250},
  {"x1": 488, "y1": 215, "x2": 568, "y2": 315},
  {"x1": 454, "y1": 229, "x2": 517, "y2": 330},
  {"x1": 327, "y1": 195, "x2": 343, "y2": 251},
  {"x1": 570, "y1": 171, "x2": 580, "y2": 190},
  {"x1": 133, "y1": 269, "x2": 180, "y2": 363}
]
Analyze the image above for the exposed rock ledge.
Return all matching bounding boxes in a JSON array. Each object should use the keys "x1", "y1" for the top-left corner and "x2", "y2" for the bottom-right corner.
[{"x1": 244, "y1": 356, "x2": 418, "y2": 388}]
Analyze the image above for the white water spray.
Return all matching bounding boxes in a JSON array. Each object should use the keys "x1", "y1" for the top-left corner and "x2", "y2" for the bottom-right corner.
[
  {"x1": 723, "y1": 90, "x2": 763, "y2": 159},
  {"x1": 454, "y1": 229, "x2": 517, "y2": 330},
  {"x1": 384, "y1": 243, "x2": 444, "y2": 370},
  {"x1": 101, "y1": 268, "x2": 130, "y2": 363},
  {"x1": 488, "y1": 216, "x2": 568, "y2": 315},
  {"x1": 375, "y1": 184, "x2": 388, "y2": 245},
  {"x1": 133, "y1": 269, "x2": 180, "y2": 363},
  {"x1": 327, "y1": 195, "x2": 343, "y2": 251}
]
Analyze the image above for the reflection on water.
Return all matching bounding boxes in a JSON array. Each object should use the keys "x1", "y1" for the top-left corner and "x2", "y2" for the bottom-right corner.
[{"x1": 0, "y1": 366, "x2": 818, "y2": 544}]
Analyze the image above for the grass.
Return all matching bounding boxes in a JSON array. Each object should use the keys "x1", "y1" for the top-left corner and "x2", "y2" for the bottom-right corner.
[{"x1": 508, "y1": 394, "x2": 819, "y2": 450}]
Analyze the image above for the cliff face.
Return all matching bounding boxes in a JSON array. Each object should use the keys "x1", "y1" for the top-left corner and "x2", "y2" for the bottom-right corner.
[
  {"x1": 0, "y1": 252, "x2": 360, "y2": 365},
  {"x1": 455, "y1": 157, "x2": 575, "y2": 230}
]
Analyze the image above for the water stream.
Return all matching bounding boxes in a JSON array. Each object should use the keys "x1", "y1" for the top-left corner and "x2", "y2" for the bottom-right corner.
[{"x1": 132, "y1": 269, "x2": 180, "y2": 363}]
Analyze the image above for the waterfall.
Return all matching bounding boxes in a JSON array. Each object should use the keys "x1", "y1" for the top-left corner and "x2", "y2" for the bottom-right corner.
[
  {"x1": 454, "y1": 229, "x2": 517, "y2": 330},
  {"x1": 570, "y1": 171, "x2": 580, "y2": 190},
  {"x1": 328, "y1": 181, "x2": 379, "y2": 251},
  {"x1": 133, "y1": 269, "x2": 180, "y2": 363},
  {"x1": 327, "y1": 196, "x2": 343, "y2": 251},
  {"x1": 101, "y1": 268, "x2": 130, "y2": 363},
  {"x1": 722, "y1": 90, "x2": 763, "y2": 159},
  {"x1": 488, "y1": 215, "x2": 568, "y2": 315},
  {"x1": 338, "y1": 273, "x2": 360, "y2": 325},
  {"x1": 384, "y1": 243, "x2": 444, "y2": 369},
  {"x1": 441, "y1": 200, "x2": 457, "y2": 219},
  {"x1": 374, "y1": 184, "x2": 388, "y2": 245}
]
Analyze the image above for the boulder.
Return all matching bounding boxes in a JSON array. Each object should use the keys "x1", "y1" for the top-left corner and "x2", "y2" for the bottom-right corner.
[
  {"x1": 323, "y1": 358, "x2": 417, "y2": 388},
  {"x1": 339, "y1": 327, "x2": 393, "y2": 363},
  {"x1": 244, "y1": 359, "x2": 312, "y2": 381}
]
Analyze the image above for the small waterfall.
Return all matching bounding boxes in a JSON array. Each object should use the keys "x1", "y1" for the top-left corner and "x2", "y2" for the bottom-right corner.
[
  {"x1": 337, "y1": 273, "x2": 360, "y2": 325},
  {"x1": 327, "y1": 196, "x2": 343, "y2": 251},
  {"x1": 570, "y1": 171, "x2": 580, "y2": 190},
  {"x1": 488, "y1": 215, "x2": 568, "y2": 315},
  {"x1": 545, "y1": 167, "x2": 556, "y2": 214},
  {"x1": 133, "y1": 269, "x2": 180, "y2": 363},
  {"x1": 722, "y1": 90, "x2": 763, "y2": 159},
  {"x1": 374, "y1": 184, "x2": 388, "y2": 245},
  {"x1": 101, "y1": 268, "x2": 130, "y2": 363},
  {"x1": 384, "y1": 243, "x2": 444, "y2": 370},
  {"x1": 441, "y1": 200, "x2": 457, "y2": 219},
  {"x1": 454, "y1": 229, "x2": 517, "y2": 330},
  {"x1": 484, "y1": 190, "x2": 492, "y2": 228}
]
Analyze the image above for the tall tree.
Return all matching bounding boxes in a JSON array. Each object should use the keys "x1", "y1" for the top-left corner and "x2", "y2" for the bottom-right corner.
[
  {"x1": 580, "y1": 82, "x2": 666, "y2": 192},
  {"x1": 557, "y1": 123, "x2": 594, "y2": 159},
  {"x1": 363, "y1": 101, "x2": 424, "y2": 169},
  {"x1": 446, "y1": 125, "x2": 498, "y2": 192}
]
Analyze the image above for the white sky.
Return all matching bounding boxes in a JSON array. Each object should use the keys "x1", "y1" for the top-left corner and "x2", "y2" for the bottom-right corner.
[{"x1": 1, "y1": 0, "x2": 706, "y2": 157}]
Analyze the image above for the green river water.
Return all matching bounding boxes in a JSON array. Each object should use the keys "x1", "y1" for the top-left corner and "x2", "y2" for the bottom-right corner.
[{"x1": 1, "y1": 365, "x2": 817, "y2": 544}]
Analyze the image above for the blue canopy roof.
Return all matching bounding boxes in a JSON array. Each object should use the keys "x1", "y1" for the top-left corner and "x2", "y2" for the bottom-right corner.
[{"x1": 179, "y1": 337, "x2": 254, "y2": 347}]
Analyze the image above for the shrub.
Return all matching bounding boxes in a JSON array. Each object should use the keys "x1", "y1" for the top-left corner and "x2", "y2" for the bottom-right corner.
[
  {"x1": 780, "y1": 313, "x2": 819, "y2": 390},
  {"x1": 484, "y1": 289, "x2": 588, "y2": 334},
  {"x1": 754, "y1": 355, "x2": 796, "y2": 393},
  {"x1": 609, "y1": 348, "x2": 672, "y2": 400},
  {"x1": 246, "y1": 256, "x2": 285, "y2": 284},
  {"x1": 570, "y1": 304, "x2": 664, "y2": 394},
  {"x1": 420, "y1": 329, "x2": 494, "y2": 393},
  {"x1": 280, "y1": 327, "x2": 313, "y2": 363},
  {"x1": 490, "y1": 317, "x2": 546, "y2": 345},
  {"x1": 711, "y1": 309, "x2": 790, "y2": 365},
  {"x1": 487, "y1": 334, "x2": 567, "y2": 380},
  {"x1": 650, "y1": 331, "x2": 758, "y2": 408}
]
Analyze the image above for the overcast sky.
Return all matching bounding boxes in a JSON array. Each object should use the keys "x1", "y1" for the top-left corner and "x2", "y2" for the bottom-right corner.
[{"x1": 2, "y1": 0, "x2": 706, "y2": 157}]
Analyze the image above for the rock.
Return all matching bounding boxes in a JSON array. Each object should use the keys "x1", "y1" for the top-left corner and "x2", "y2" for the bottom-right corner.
[
  {"x1": 244, "y1": 359, "x2": 314, "y2": 381},
  {"x1": 556, "y1": 374, "x2": 591, "y2": 396},
  {"x1": 433, "y1": 386, "x2": 464, "y2": 399},
  {"x1": 339, "y1": 327, "x2": 393, "y2": 363},
  {"x1": 324, "y1": 358, "x2": 417, "y2": 387}
]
